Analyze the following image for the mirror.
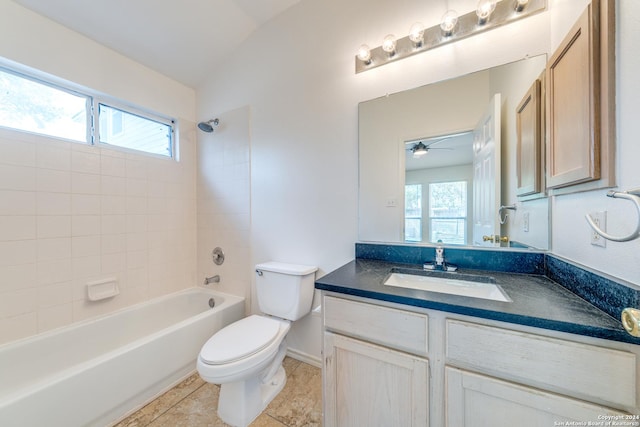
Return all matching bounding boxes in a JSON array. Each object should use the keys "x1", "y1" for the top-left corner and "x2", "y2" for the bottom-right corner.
[{"x1": 359, "y1": 54, "x2": 550, "y2": 250}]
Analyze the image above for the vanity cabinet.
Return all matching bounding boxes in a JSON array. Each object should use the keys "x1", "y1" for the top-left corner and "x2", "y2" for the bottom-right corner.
[
  {"x1": 322, "y1": 296, "x2": 429, "y2": 426},
  {"x1": 322, "y1": 293, "x2": 639, "y2": 426},
  {"x1": 446, "y1": 367, "x2": 627, "y2": 426}
]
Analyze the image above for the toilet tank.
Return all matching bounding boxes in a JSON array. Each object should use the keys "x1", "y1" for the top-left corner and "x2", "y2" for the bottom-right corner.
[{"x1": 255, "y1": 262, "x2": 318, "y2": 321}]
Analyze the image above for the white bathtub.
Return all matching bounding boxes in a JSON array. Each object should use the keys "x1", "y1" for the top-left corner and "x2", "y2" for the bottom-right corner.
[{"x1": 0, "y1": 288, "x2": 245, "y2": 427}]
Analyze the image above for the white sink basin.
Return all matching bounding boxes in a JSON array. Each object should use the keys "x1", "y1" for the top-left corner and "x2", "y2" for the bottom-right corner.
[{"x1": 384, "y1": 272, "x2": 511, "y2": 302}]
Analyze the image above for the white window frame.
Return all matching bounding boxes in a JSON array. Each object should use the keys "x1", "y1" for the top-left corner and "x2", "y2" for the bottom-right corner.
[{"x1": 0, "y1": 59, "x2": 176, "y2": 158}]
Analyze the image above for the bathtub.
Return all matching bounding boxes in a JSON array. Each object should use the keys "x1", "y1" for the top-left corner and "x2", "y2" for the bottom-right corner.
[{"x1": 0, "y1": 288, "x2": 245, "y2": 427}]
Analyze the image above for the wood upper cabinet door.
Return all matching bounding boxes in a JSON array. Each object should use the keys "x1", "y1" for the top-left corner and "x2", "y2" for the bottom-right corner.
[
  {"x1": 546, "y1": 1, "x2": 600, "y2": 189},
  {"x1": 516, "y1": 78, "x2": 542, "y2": 197}
]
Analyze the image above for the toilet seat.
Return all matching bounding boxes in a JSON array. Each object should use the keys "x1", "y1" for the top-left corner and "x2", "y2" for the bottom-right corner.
[
  {"x1": 200, "y1": 315, "x2": 281, "y2": 364},
  {"x1": 197, "y1": 315, "x2": 291, "y2": 384}
]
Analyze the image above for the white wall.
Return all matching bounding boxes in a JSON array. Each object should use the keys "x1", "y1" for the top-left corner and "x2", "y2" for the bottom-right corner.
[
  {"x1": 197, "y1": 0, "x2": 549, "y2": 361},
  {"x1": 0, "y1": 2, "x2": 197, "y2": 345},
  {"x1": 197, "y1": 106, "x2": 252, "y2": 308},
  {"x1": 549, "y1": 0, "x2": 640, "y2": 287}
]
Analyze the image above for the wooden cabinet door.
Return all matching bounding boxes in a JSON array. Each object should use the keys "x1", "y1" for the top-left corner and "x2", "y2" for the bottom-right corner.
[
  {"x1": 446, "y1": 367, "x2": 629, "y2": 427},
  {"x1": 516, "y1": 78, "x2": 542, "y2": 197},
  {"x1": 323, "y1": 332, "x2": 429, "y2": 427},
  {"x1": 546, "y1": 1, "x2": 600, "y2": 189}
]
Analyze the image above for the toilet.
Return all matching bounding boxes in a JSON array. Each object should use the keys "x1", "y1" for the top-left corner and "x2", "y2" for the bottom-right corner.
[{"x1": 197, "y1": 261, "x2": 318, "y2": 427}]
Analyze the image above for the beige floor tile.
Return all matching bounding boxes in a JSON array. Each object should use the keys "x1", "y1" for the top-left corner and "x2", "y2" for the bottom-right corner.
[
  {"x1": 119, "y1": 358, "x2": 321, "y2": 427},
  {"x1": 265, "y1": 363, "x2": 322, "y2": 427},
  {"x1": 114, "y1": 373, "x2": 207, "y2": 427}
]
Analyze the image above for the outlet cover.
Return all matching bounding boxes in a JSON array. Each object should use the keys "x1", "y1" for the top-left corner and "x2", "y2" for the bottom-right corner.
[
  {"x1": 589, "y1": 211, "x2": 607, "y2": 247},
  {"x1": 522, "y1": 212, "x2": 530, "y2": 232}
]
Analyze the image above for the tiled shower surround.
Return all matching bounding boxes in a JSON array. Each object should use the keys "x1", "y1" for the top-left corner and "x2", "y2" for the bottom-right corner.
[{"x1": 0, "y1": 123, "x2": 198, "y2": 345}]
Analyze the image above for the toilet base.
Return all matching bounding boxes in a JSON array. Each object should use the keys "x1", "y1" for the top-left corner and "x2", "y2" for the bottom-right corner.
[{"x1": 217, "y1": 365, "x2": 287, "y2": 427}]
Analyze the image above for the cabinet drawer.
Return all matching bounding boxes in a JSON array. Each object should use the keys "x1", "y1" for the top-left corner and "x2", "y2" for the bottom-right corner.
[
  {"x1": 446, "y1": 319, "x2": 637, "y2": 408},
  {"x1": 324, "y1": 295, "x2": 428, "y2": 356}
]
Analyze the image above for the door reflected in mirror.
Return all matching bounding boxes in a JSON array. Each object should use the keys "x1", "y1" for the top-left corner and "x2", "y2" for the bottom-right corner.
[{"x1": 359, "y1": 54, "x2": 550, "y2": 250}]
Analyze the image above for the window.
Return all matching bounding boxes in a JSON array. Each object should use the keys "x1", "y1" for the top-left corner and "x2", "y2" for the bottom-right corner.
[
  {"x1": 429, "y1": 181, "x2": 467, "y2": 245},
  {"x1": 0, "y1": 64, "x2": 174, "y2": 158},
  {"x1": 98, "y1": 104, "x2": 172, "y2": 157},
  {"x1": 404, "y1": 184, "x2": 422, "y2": 242},
  {"x1": 0, "y1": 67, "x2": 88, "y2": 142}
]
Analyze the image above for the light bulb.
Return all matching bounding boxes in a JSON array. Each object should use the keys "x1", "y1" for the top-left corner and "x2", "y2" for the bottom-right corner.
[
  {"x1": 382, "y1": 34, "x2": 397, "y2": 56},
  {"x1": 440, "y1": 10, "x2": 459, "y2": 36},
  {"x1": 409, "y1": 23, "x2": 425, "y2": 47},
  {"x1": 515, "y1": 0, "x2": 529, "y2": 11},
  {"x1": 476, "y1": 0, "x2": 496, "y2": 23},
  {"x1": 357, "y1": 44, "x2": 372, "y2": 63}
]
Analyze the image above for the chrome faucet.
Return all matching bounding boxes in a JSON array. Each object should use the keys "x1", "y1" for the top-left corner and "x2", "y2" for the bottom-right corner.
[
  {"x1": 424, "y1": 245, "x2": 458, "y2": 272},
  {"x1": 204, "y1": 275, "x2": 220, "y2": 285},
  {"x1": 435, "y1": 245, "x2": 445, "y2": 267}
]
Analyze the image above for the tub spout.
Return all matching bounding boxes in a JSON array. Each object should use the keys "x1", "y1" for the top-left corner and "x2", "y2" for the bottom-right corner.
[{"x1": 204, "y1": 275, "x2": 220, "y2": 285}]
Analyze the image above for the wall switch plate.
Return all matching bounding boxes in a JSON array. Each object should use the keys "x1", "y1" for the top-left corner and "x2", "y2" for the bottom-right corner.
[
  {"x1": 589, "y1": 211, "x2": 607, "y2": 247},
  {"x1": 522, "y1": 212, "x2": 530, "y2": 232},
  {"x1": 386, "y1": 198, "x2": 397, "y2": 207}
]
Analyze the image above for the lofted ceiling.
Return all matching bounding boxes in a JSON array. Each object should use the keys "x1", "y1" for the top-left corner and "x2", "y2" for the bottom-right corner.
[{"x1": 13, "y1": 0, "x2": 301, "y2": 88}]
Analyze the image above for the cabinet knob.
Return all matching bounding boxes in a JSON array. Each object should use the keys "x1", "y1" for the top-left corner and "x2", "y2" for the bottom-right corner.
[{"x1": 621, "y1": 308, "x2": 640, "y2": 337}]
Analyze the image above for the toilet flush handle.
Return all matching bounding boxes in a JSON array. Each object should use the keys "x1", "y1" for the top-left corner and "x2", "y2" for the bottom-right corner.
[{"x1": 256, "y1": 269, "x2": 263, "y2": 276}]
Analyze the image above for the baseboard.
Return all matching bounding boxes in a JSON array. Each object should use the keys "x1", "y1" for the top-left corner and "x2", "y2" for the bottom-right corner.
[{"x1": 286, "y1": 348, "x2": 322, "y2": 369}]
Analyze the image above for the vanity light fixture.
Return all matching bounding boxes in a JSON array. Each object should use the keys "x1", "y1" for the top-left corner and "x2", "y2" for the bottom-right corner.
[
  {"x1": 515, "y1": 0, "x2": 530, "y2": 12},
  {"x1": 440, "y1": 10, "x2": 459, "y2": 37},
  {"x1": 355, "y1": 0, "x2": 546, "y2": 73},
  {"x1": 382, "y1": 34, "x2": 397, "y2": 57},
  {"x1": 409, "y1": 22, "x2": 425, "y2": 47},
  {"x1": 357, "y1": 44, "x2": 372, "y2": 64},
  {"x1": 476, "y1": 0, "x2": 497, "y2": 24}
]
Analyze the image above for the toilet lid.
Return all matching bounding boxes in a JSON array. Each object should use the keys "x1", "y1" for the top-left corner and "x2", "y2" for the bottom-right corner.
[{"x1": 200, "y1": 315, "x2": 281, "y2": 365}]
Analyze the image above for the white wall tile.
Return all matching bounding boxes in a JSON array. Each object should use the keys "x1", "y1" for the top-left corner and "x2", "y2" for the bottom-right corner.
[
  {"x1": 101, "y1": 175, "x2": 126, "y2": 195},
  {"x1": 125, "y1": 158, "x2": 147, "y2": 180},
  {"x1": 37, "y1": 303, "x2": 73, "y2": 333},
  {"x1": 72, "y1": 255, "x2": 101, "y2": 282},
  {"x1": 37, "y1": 237, "x2": 72, "y2": 261},
  {"x1": 0, "y1": 164, "x2": 36, "y2": 191},
  {"x1": 37, "y1": 144, "x2": 71, "y2": 171},
  {"x1": 101, "y1": 252, "x2": 126, "y2": 275},
  {"x1": 71, "y1": 150, "x2": 100, "y2": 174},
  {"x1": 37, "y1": 216, "x2": 71, "y2": 239},
  {"x1": 0, "y1": 288, "x2": 37, "y2": 317},
  {"x1": 38, "y1": 281, "x2": 73, "y2": 308},
  {"x1": 101, "y1": 195, "x2": 126, "y2": 215},
  {"x1": 101, "y1": 215, "x2": 126, "y2": 234},
  {"x1": 37, "y1": 258, "x2": 72, "y2": 286},
  {"x1": 0, "y1": 263, "x2": 37, "y2": 293},
  {"x1": 0, "y1": 138, "x2": 36, "y2": 167},
  {"x1": 72, "y1": 194, "x2": 101, "y2": 215},
  {"x1": 71, "y1": 172, "x2": 101, "y2": 194},
  {"x1": 0, "y1": 190, "x2": 36, "y2": 215},
  {"x1": 0, "y1": 312, "x2": 37, "y2": 345},
  {"x1": 0, "y1": 215, "x2": 36, "y2": 241},
  {"x1": 101, "y1": 233, "x2": 126, "y2": 254},
  {"x1": 36, "y1": 168, "x2": 71, "y2": 193},
  {"x1": 72, "y1": 235, "x2": 101, "y2": 258},
  {"x1": 0, "y1": 240, "x2": 36, "y2": 267},
  {"x1": 72, "y1": 215, "x2": 101, "y2": 236},
  {"x1": 100, "y1": 153, "x2": 126, "y2": 177},
  {"x1": 37, "y1": 192, "x2": 71, "y2": 215}
]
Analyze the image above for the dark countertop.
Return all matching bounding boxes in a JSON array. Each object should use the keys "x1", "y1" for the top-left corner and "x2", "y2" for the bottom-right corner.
[{"x1": 315, "y1": 258, "x2": 640, "y2": 345}]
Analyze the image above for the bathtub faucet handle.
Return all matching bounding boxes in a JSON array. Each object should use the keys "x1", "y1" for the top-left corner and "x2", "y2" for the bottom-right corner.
[{"x1": 204, "y1": 275, "x2": 220, "y2": 285}]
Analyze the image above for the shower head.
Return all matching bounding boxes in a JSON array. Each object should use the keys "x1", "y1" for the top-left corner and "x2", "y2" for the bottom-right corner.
[{"x1": 197, "y1": 118, "x2": 219, "y2": 133}]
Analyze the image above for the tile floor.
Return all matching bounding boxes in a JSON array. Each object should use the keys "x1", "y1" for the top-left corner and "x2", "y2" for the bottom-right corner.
[{"x1": 114, "y1": 357, "x2": 322, "y2": 427}]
